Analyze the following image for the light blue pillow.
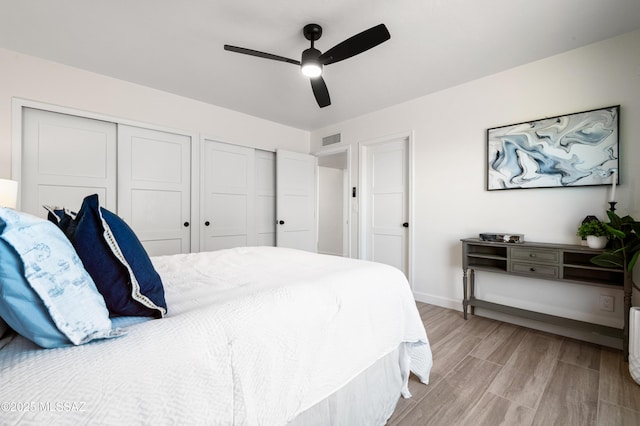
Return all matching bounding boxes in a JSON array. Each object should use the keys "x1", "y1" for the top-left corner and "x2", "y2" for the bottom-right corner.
[{"x1": 0, "y1": 208, "x2": 125, "y2": 348}]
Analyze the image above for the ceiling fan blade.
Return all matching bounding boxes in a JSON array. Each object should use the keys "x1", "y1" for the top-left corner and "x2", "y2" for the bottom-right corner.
[
  {"x1": 319, "y1": 24, "x2": 390, "y2": 65},
  {"x1": 310, "y1": 76, "x2": 331, "y2": 108},
  {"x1": 224, "y1": 45, "x2": 301, "y2": 65}
]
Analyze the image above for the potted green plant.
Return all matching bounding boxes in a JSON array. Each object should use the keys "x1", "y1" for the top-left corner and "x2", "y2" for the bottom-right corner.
[
  {"x1": 591, "y1": 211, "x2": 640, "y2": 292},
  {"x1": 577, "y1": 219, "x2": 610, "y2": 248},
  {"x1": 591, "y1": 211, "x2": 639, "y2": 379}
]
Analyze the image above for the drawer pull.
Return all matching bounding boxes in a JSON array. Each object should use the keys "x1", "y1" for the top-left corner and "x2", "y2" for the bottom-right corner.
[
  {"x1": 529, "y1": 253, "x2": 536, "y2": 257},
  {"x1": 530, "y1": 267, "x2": 536, "y2": 272}
]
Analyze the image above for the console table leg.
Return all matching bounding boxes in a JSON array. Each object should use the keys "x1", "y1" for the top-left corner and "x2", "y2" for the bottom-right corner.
[
  {"x1": 462, "y1": 268, "x2": 469, "y2": 320},
  {"x1": 469, "y1": 269, "x2": 475, "y2": 316}
]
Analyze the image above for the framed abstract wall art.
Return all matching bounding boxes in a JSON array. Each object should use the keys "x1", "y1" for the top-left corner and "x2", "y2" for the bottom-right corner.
[{"x1": 486, "y1": 105, "x2": 619, "y2": 190}]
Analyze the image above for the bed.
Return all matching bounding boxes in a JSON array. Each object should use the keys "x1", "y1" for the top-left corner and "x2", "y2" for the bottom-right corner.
[{"x1": 0, "y1": 201, "x2": 431, "y2": 425}]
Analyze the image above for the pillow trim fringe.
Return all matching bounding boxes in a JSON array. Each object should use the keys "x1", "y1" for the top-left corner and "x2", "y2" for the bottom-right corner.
[{"x1": 97, "y1": 208, "x2": 166, "y2": 318}]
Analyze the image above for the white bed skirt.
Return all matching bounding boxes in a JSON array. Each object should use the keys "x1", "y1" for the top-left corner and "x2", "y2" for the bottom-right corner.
[{"x1": 289, "y1": 346, "x2": 404, "y2": 426}]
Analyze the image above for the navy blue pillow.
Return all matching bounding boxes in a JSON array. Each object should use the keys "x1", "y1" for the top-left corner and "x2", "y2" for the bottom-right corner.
[
  {"x1": 46, "y1": 207, "x2": 77, "y2": 239},
  {"x1": 48, "y1": 195, "x2": 167, "y2": 318}
]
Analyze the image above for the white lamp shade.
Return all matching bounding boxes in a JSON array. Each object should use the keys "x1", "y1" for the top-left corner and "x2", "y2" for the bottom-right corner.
[{"x1": 0, "y1": 179, "x2": 19, "y2": 209}]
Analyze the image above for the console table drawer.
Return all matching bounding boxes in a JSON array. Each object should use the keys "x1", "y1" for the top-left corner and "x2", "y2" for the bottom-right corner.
[
  {"x1": 509, "y1": 261, "x2": 559, "y2": 278},
  {"x1": 509, "y1": 247, "x2": 559, "y2": 263}
]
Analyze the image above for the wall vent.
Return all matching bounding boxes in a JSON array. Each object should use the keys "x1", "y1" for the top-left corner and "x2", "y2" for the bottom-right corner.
[{"x1": 322, "y1": 133, "x2": 341, "y2": 146}]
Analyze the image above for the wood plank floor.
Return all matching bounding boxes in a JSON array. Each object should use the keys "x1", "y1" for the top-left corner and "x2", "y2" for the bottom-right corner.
[{"x1": 388, "y1": 302, "x2": 640, "y2": 426}]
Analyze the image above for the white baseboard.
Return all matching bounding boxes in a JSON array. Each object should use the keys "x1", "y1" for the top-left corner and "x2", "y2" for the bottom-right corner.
[{"x1": 412, "y1": 291, "x2": 460, "y2": 311}]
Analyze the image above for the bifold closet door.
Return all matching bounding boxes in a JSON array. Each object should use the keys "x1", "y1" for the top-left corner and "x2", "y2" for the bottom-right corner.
[
  {"x1": 21, "y1": 108, "x2": 117, "y2": 216},
  {"x1": 117, "y1": 125, "x2": 191, "y2": 256}
]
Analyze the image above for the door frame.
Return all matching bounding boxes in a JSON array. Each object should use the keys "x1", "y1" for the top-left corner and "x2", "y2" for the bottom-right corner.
[
  {"x1": 358, "y1": 131, "x2": 414, "y2": 286},
  {"x1": 11, "y1": 97, "x2": 200, "y2": 251},
  {"x1": 313, "y1": 144, "x2": 352, "y2": 258}
]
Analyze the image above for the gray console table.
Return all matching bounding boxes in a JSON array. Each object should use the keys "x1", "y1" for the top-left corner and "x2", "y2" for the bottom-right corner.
[{"x1": 461, "y1": 238, "x2": 630, "y2": 356}]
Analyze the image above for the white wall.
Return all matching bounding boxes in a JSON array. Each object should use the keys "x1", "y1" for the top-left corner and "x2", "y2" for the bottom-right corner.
[
  {"x1": 310, "y1": 30, "x2": 640, "y2": 341},
  {"x1": 0, "y1": 48, "x2": 309, "y2": 179}
]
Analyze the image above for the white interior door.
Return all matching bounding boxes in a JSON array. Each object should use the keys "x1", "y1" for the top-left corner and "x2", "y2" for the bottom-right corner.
[
  {"x1": 21, "y1": 108, "x2": 117, "y2": 216},
  {"x1": 118, "y1": 125, "x2": 191, "y2": 256},
  {"x1": 201, "y1": 140, "x2": 255, "y2": 251},
  {"x1": 362, "y1": 137, "x2": 410, "y2": 276},
  {"x1": 276, "y1": 149, "x2": 317, "y2": 252}
]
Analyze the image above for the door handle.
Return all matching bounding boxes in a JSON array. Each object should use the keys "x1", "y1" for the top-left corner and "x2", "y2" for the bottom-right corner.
[
  {"x1": 183, "y1": 221, "x2": 190, "y2": 227},
  {"x1": 278, "y1": 220, "x2": 285, "y2": 225},
  {"x1": 204, "y1": 221, "x2": 211, "y2": 227},
  {"x1": 402, "y1": 222, "x2": 409, "y2": 228}
]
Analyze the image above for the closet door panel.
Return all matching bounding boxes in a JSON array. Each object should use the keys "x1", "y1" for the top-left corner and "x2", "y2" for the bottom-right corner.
[
  {"x1": 256, "y1": 195, "x2": 275, "y2": 246},
  {"x1": 208, "y1": 193, "x2": 249, "y2": 236},
  {"x1": 276, "y1": 150, "x2": 317, "y2": 252},
  {"x1": 37, "y1": 126, "x2": 109, "y2": 178},
  {"x1": 21, "y1": 108, "x2": 116, "y2": 216},
  {"x1": 118, "y1": 125, "x2": 191, "y2": 256},
  {"x1": 130, "y1": 189, "x2": 183, "y2": 233},
  {"x1": 255, "y1": 150, "x2": 276, "y2": 246},
  {"x1": 129, "y1": 137, "x2": 184, "y2": 183},
  {"x1": 201, "y1": 140, "x2": 255, "y2": 251}
]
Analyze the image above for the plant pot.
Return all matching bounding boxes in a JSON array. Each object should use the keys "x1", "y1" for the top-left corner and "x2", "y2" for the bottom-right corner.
[{"x1": 586, "y1": 235, "x2": 608, "y2": 249}]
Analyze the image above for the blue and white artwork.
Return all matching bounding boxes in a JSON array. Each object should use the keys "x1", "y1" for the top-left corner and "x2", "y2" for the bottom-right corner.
[{"x1": 487, "y1": 106, "x2": 619, "y2": 190}]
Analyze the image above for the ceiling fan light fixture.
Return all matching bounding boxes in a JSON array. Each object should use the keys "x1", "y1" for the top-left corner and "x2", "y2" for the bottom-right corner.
[
  {"x1": 301, "y1": 47, "x2": 322, "y2": 77},
  {"x1": 301, "y1": 62, "x2": 322, "y2": 77}
]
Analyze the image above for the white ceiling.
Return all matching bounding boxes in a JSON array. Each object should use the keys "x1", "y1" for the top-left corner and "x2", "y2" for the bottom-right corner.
[{"x1": 2, "y1": 0, "x2": 640, "y2": 131}]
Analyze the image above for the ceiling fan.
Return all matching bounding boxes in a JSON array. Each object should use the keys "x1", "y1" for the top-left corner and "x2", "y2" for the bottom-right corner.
[{"x1": 224, "y1": 23, "x2": 390, "y2": 108}]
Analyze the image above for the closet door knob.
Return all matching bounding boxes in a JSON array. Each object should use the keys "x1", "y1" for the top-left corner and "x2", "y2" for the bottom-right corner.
[
  {"x1": 402, "y1": 222, "x2": 409, "y2": 228},
  {"x1": 278, "y1": 220, "x2": 285, "y2": 225},
  {"x1": 183, "y1": 222, "x2": 190, "y2": 227},
  {"x1": 204, "y1": 221, "x2": 211, "y2": 226}
]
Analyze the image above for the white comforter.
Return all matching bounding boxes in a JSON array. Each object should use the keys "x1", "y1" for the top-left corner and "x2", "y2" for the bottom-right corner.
[{"x1": 0, "y1": 247, "x2": 431, "y2": 425}]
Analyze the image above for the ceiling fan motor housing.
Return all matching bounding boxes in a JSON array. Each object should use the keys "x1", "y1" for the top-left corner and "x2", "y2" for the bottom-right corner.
[
  {"x1": 301, "y1": 47, "x2": 322, "y2": 76},
  {"x1": 303, "y1": 24, "x2": 323, "y2": 41}
]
